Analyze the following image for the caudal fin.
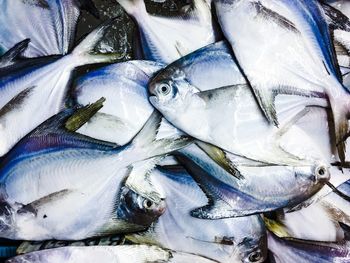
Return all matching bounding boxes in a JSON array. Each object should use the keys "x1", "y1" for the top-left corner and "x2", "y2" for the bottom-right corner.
[
  {"x1": 71, "y1": 18, "x2": 123, "y2": 66},
  {"x1": 116, "y1": 0, "x2": 147, "y2": 18},
  {"x1": 130, "y1": 111, "x2": 192, "y2": 161}
]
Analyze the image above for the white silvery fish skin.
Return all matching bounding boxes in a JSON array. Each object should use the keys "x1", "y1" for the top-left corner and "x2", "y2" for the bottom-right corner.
[
  {"x1": 0, "y1": 109, "x2": 190, "y2": 240},
  {"x1": 5, "y1": 245, "x2": 218, "y2": 263},
  {"x1": 126, "y1": 168, "x2": 267, "y2": 263},
  {"x1": 0, "y1": 21, "x2": 120, "y2": 157},
  {"x1": 0, "y1": 0, "x2": 98, "y2": 57},
  {"x1": 73, "y1": 61, "x2": 162, "y2": 144},
  {"x1": 150, "y1": 77, "x2": 329, "y2": 166},
  {"x1": 116, "y1": 0, "x2": 219, "y2": 64},
  {"x1": 214, "y1": 0, "x2": 349, "y2": 162}
]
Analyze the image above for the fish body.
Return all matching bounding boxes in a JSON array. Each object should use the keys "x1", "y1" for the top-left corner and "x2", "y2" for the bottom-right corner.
[
  {"x1": 6, "y1": 245, "x2": 217, "y2": 263},
  {"x1": 0, "y1": 109, "x2": 189, "y2": 240},
  {"x1": 174, "y1": 144, "x2": 329, "y2": 219},
  {"x1": 116, "y1": 0, "x2": 219, "y2": 64},
  {"x1": 73, "y1": 60, "x2": 163, "y2": 144},
  {"x1": 149, "y1": 42, "x2": 329, "y2": 166},
  {"x1": 0, "y1": 20, "x2": 120, "y2": 157},
  {"x1": 126, "y1": 166, "x2": 267, "y2": 263},
  {"x1": 214, "y1": 0, "x2": 349, "y2": 161},
  {"x1": 268, "y1": 230, "x2": 350, "y2": 263},
  {"x1": 0, "y1": 0, "x2": 99, "y2": 57}
]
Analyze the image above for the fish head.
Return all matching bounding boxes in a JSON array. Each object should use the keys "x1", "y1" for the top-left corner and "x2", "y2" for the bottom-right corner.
[
  {"x1": 149, "y1": 70, "x2": 198, "y2": 118},
  {"x1": 116, "y1": 187, "x2": 166, "y2": 230}
]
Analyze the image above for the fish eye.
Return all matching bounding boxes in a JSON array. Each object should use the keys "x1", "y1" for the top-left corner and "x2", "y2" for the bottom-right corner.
[
  {"x1": 143, "y1": 199, "x2": 154, "y2": 209},
  {"x1": 157, "y1": 83, "x2": 171, "y2": 96},
  {"x1": 315, "y1": 165, "x2": 329, "y2": 180},
  {"x1": 248, "y1": 251, "x2": 262, "y2": 262}
]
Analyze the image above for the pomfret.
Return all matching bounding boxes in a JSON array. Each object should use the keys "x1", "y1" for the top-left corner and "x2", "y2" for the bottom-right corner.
[
  {"x1": 214, "y1": 0, "x2": 350, "y2": 162},
  {"x1": 173, "y1": 144, "x2": 329, "y2": 219},
  {"x1": 6, "y1": 245, "x2": 217, "y2": 263},
  {"x1": 268, "y1": 226, "x2": 350, "y2": 263},
  {"x1": 149, "y1": 43, "x2": 330, "y2": 166},
  {"x1": 0, "y1": 20, "x2": 121, "y2": 157},
  {"x1": 0, "y1": 106, "x2": 190, "y2": 240},
  {"x1": 0, "y1": 0, "x2": 99, "y2": 57},
  {"x1": 126, "y1": 166, "x2": 267, "y2": 263},
  {"x1": 73, "y1": 60, "x2": 163, "y2": 145},
  {"x1": 116, "y1": 0, "x2": 219, "y2": 64}
]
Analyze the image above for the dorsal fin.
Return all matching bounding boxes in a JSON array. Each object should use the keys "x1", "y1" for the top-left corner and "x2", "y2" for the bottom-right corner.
[{"x1": 0, "y1": 39, "x2": 30, "y2": 68}]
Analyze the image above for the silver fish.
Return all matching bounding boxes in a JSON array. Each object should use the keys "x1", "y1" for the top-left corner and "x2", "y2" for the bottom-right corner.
[
  {"x1": 173, "y1": 144, "x2": 329, "y2": 219},
  {"x1": 0, "y1": 0, "x2": 99, "y2": 57},
  {"x1": 116, "y1": 0, "x2": 219, "y2": 64},
  {"x1": 268, "y1": 225, "x2": 350, "y2": 263},
  {"x1": 0, "y1": 106, "x2": 190, "y2": 240},
  {"x1": 214, "y1": 0, "x2": 349, "y2": 162},
  {"x1": 73, "y1": 60, "x2": 163, "y2": 145},
  {"x1": 0, "y1": 20, "x2": 121, "y2": 157},
  {"x1": 6, "y1": 245, "x2": 217, "y2": 263},
  {"x1": 149, "y1": 42, "x2": 329, "y2": 166},
  {"x1": 126, "y1": 166, "x2": 267, "y2": 263}
]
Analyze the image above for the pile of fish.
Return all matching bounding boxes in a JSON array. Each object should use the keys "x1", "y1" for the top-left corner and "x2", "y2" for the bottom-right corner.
[{"x1": 2, "y1": 0, "x2": 350, "y2": 262}]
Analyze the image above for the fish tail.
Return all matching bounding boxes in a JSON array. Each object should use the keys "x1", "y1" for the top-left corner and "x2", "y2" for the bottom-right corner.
[
  {"x1": 116, "y1": 0, "x2": 147, "y2": 18},
  {"x1": 71, "y1": 18, "x2": 123, "y2": 65},
  {"x1": 130, "y1": 111, "x2": 192, "y2": 161},
  {"x1": 119, "y1": 0, "x2": 147, "y2": 15}
]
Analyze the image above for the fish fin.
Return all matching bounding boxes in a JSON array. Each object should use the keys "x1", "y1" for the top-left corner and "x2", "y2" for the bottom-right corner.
[
  {"x1": 116, "y1": 0, "x2": 147, "y2": 18},
  {"x1": 125, "y1": 157, "x2": 165, "y2": 204},
  {"x1": 263, "y1": 217, "x2": 290, "y2": 238},
  {"x1": 0, "y1": 39, "x2": 30, "y2": 68},
  {"x1": 17, "y1": 189, "x2": 72, "y2": 216},
  {"x1": 195, "y1": 141, "x2": 244, "y2": 180},
  {"x1": 339, "y1": 222, "x2": 350, "y2": 241},
  {"x1": 0, "y1": 0, "x2": 83, "y2": 56},
  {"x1": 65, "y1": 97, "x2": 106, "y2": 132},
  {"x1": 322, "y1": 3, "x2": 350, "y2": 32},
  {"x1": 130, "y1": 111, "x2": 192, "y2": 159},
  {"x1": 252, "y1": 1, "x2": 300, "y2": 34},
  {"x1": 0, "y1": 86, "x2": 36, "y2": 118},
  {"x1": 334, "y1": 41, "x2": 350, "y2": 57},
  {"x1": 77, "y1": 0, "x2": 100, "y2": 19},
  {"x1": 175, "y1": 154, "x2": 237, "y2": 219},
  {"x1": 72, "y1": 18, "x2": 123, "y2": 65}
]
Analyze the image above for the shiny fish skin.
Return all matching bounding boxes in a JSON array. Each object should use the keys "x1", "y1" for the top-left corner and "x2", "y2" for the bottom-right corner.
[
  {"x1": 5, "y1": 245, "x2": 218, "y2": 263},
  {"x1": 116, "y1": 0, "x2": 219, "y2": 64},
  {"x1": 214, "y1": 0, "x2": 349, "y2": 162},
  {"x1": 126, "y1": 167, "x2": 268, "y2": 263},
  {"x1": 0, "y1": 109, "x2": 189, "y2": 240}
]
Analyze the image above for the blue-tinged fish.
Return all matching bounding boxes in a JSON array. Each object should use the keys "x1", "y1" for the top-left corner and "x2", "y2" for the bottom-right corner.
[
  {"x1": 0, "y1": 105, "x2": 190, "y2": 240},
  {"x1": 115, "y1": 0, "x2": 219, "y2": 64},
  {"x1": 268, "y1": 224, "x2": 350, "y2": 263},
  {"x1": 0, "y1": 0, "x2": 99, "y2": 57},
  {"x1": 6, "y1": 245, "x2": 217, "y2": 263},
  {"x1": 171, "y1": 144, "x2": 329, "y2": 220},
  {"x1": 126, "y1": 166, "x2": 267, "y2": 263},
  {"x1": 214, "y1": 0, "x2": 350, "y2": 163},
  {"x1": 0, "y1": 20, "x2": 122, "y2": 157},
  {"x1": 72, "y1": 60, "x2": 164, "y2": 145},
  {"x1": 149, "y1": 41, "x2": 330, "y2": 167}
]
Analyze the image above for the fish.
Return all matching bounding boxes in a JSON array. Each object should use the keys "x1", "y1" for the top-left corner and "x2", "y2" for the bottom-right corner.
[
  {"x1": 272, "y1": 173, "x2": 350, "y2": 242},
  {"x1": 116, "y1": 0, "x2": 219, "y2": 64},
  {"x1": 5, "y1": 245, "x2": 218, "y2": 263},
  {"x1": 72, "y1": 60, "x2": 163, "y2": 145},
  {"x1": 0, "y1": 19, "x2": 122, "y2": 157},
  {"x1": 0, "y1": 104, "x2": 190, "y2": 240},
  {"x1": 268, "y1": 223, "x2": 350, "y2": 263},
  {"x1": 0, "y1": 0, "x2": 99, "y2": 57},
  {"x1": 149, "y1": 42, "x2": 330, "y2": 166},
  {"x1": 0, "y1": 39, "x2": 30, "y2": 68},
  {"x1": 214, "y1": 0, "x2": 350, "y2": 163},
  {"x1": 172, "y1": 144, "x2": 330, "y2": 220},
  {"x1": 125, "y1": 166, "x2": 267, "y2": 263}
]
